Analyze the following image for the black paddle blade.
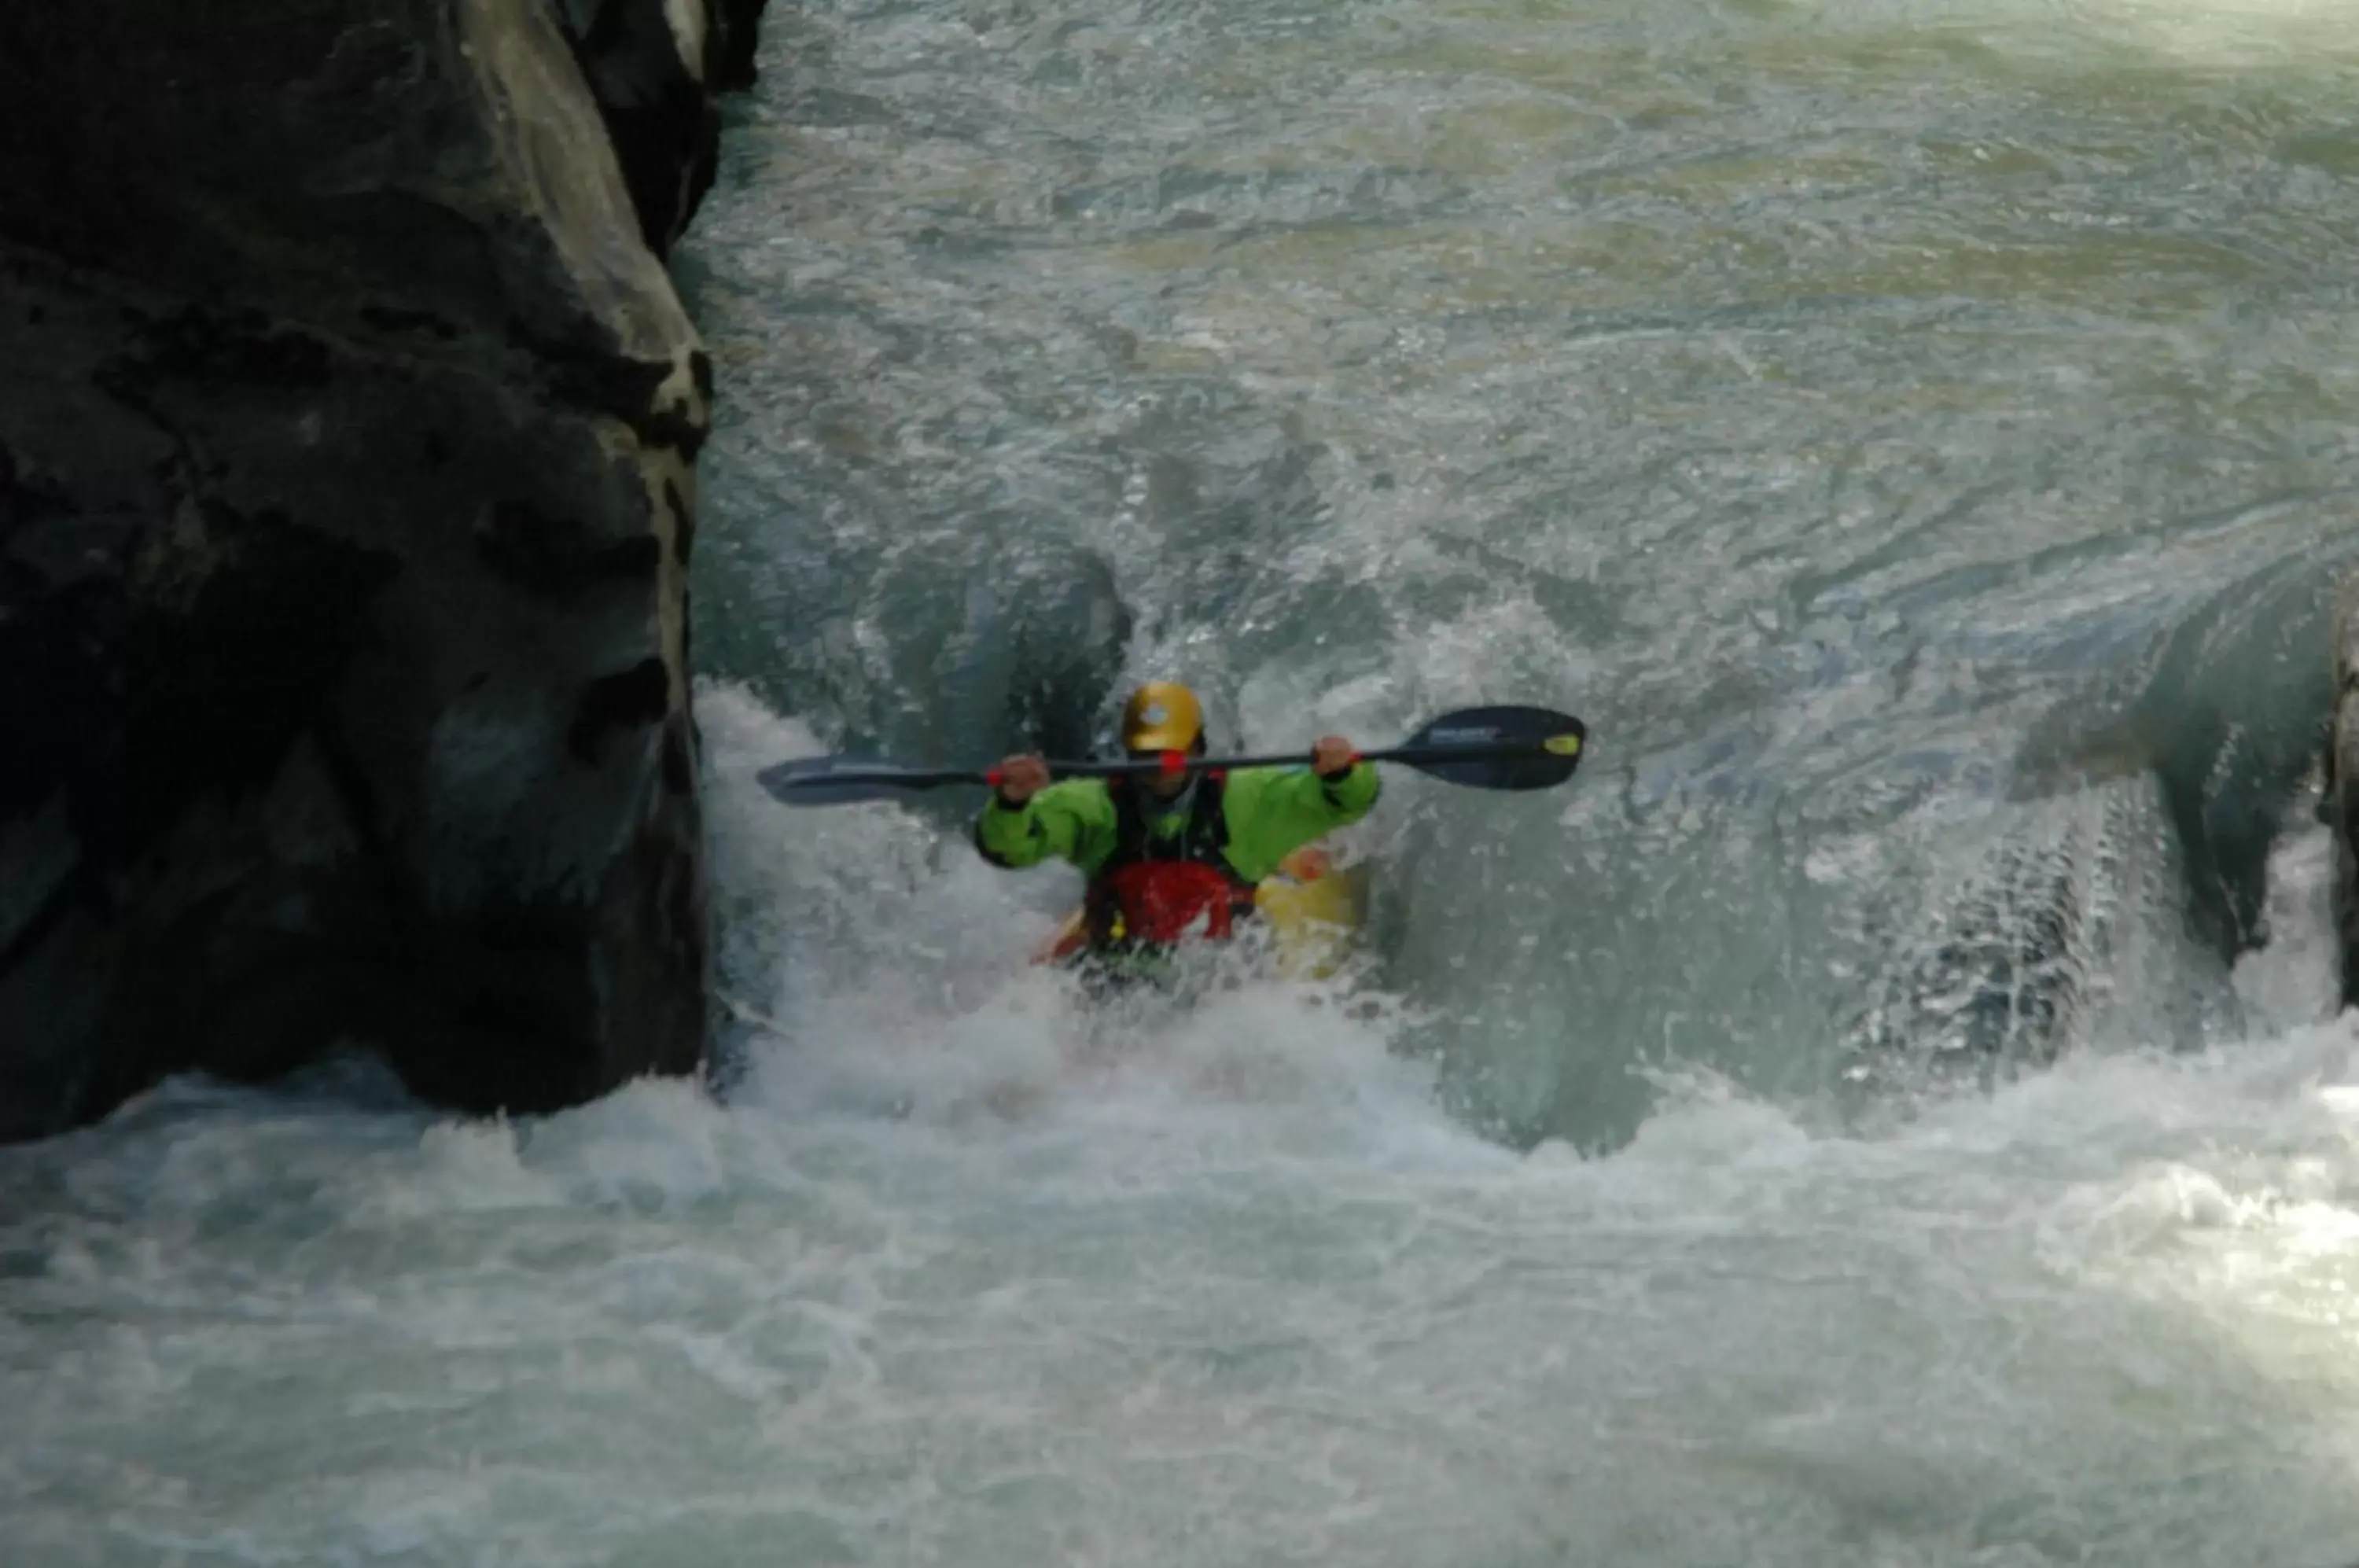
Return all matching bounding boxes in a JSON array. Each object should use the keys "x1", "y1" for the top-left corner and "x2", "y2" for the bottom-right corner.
[
  {"x1": 1393, "y1": 705, "x2": 1587, "y2": 790},
  {"x1": 756, "y1": 756, "x2": 984, "y2": 806}
]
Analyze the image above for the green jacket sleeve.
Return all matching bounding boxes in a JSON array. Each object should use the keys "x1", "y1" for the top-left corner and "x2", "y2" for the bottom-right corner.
[
  {"x1": 973, "y1": 778, "x2": 1120, "y2": 876},
  {"x1": 1219, "y1": 762, "x2": 1381, "y2": 884}
]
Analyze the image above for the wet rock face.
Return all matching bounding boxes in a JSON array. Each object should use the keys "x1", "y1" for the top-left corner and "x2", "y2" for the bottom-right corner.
[
  {"x1": 551, "y1": 0, "x2": 776, "y2": 252},
  {"x1": 0, "y1": 0, "x2": 755, "y2": 1141},
  {"x1": 558, "y1": 0, "x2": 731, "y2": 253},
  {"x1": 708, "y1": 0, "x2": 774, "y2": 90}
]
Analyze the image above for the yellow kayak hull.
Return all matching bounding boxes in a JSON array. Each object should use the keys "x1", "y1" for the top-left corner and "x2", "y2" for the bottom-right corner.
[{"x1": 1252, "y1": 847, "x2": 1364, "y2": 979}]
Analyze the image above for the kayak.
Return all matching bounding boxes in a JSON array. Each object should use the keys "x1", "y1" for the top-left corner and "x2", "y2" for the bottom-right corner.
[{"x1": 1032, "y1": 845, "x2": 1364, "y2": 980}]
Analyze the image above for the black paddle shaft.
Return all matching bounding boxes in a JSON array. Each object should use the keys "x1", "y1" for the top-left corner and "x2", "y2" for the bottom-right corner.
[{"x1": 758, "y1": 705, "x2": 1585, "y2": 806}]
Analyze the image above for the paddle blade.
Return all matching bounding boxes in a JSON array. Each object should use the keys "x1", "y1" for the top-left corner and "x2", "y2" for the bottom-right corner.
[
  {"x1": 1393, "y1": 705, "x2": 1587, "y2": 790},
  {"x1": 756, "y1": 756, "x2": 983, "y2": 806}
]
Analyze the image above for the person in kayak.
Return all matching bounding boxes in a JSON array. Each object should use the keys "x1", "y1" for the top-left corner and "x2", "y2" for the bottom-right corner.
[{"x1": 974, "y1": 681, "x2": 1378, "y2": 956}]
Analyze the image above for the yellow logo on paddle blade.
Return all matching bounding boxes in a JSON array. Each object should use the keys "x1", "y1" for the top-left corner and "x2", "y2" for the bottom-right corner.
[{"x1": 1544, "y1": 733, "x2": 1582, "y2": 756}]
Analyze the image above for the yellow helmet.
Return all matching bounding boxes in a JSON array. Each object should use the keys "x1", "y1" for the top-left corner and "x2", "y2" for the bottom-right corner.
[{"x1": 1120, "y1": 682, "x2": 1205, "y2": 753}]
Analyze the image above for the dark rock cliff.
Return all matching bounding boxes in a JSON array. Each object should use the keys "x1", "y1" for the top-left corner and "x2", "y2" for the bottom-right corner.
[{"x1": 0, "y1": 0, "x2": 766, "y2": 1142}]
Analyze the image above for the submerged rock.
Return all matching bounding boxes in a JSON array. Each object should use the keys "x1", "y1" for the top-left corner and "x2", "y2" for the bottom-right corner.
[
  {"x1": 1845, "y1": 556, "x2": 2355, "y2": 1106},
  {"x1": 2011, "y1": 556, "x2": 2341, "y2": 967},
  {"x1": 0, "y1": 0, "x2": 763, "y2": 1142}
]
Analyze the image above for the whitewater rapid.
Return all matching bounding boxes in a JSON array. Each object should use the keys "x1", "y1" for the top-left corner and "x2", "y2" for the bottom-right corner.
[
  {"x1": 20, "y1": 686, "x2": 2356, "y2": 1566},
  {"x1": 5, "y1": 686, "x2": 2356, "y2": 1563}
]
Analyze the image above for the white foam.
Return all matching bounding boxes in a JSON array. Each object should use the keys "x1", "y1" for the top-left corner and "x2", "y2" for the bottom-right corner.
[{"x1": 2232, "y1": 821, "x2": 2342, "y2": 1039}]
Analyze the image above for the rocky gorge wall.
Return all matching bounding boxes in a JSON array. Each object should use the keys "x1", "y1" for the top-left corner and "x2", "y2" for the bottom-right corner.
[{"x1": 0, "y1": 0, "x2": 766, "y2": 1142}]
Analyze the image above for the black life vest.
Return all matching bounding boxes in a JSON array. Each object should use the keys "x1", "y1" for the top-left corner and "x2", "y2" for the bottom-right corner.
[{"x1": 1085, "y1": 773, "x2": 1258, "y2": 948}]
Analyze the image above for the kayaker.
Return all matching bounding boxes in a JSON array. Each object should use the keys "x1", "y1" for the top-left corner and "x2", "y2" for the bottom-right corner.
[{"x1": 974, "y1": 681, "x2": 1379, "y2": 955}]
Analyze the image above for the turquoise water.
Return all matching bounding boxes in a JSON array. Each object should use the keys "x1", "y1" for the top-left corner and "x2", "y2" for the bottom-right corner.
[
  {"x1": 10, "y1": 1, "x2": 2359, "y2": 1562},
  {"x1": 686, "y1": 0, "x2": 2359, "y2": 1134}
]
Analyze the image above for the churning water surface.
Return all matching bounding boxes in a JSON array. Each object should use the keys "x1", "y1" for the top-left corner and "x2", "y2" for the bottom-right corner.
[{"x1": 12, "y1": 0, "x2": 2359, "y2": 1563}]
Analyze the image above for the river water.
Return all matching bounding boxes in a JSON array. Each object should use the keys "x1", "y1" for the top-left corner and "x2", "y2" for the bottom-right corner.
[{"x1": 12, "y1": 1, "x2": 2359, "y2": 1563}]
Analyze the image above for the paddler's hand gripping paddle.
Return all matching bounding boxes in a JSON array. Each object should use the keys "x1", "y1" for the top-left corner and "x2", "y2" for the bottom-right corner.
[{"x1": 758, "y1": 705, "x2": 1587, "y2": 807}]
